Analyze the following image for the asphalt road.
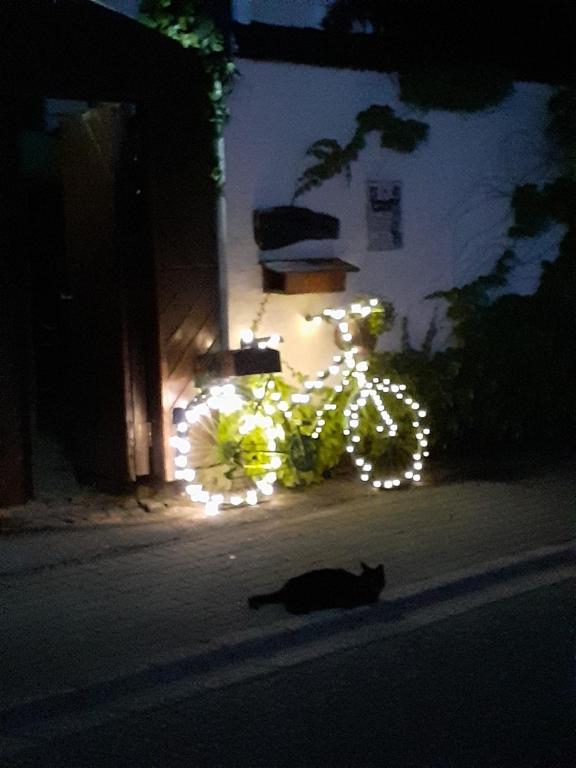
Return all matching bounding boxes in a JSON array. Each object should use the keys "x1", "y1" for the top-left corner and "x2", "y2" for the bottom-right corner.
[{"x1": 9, "y1": 580, "x2": 575, "y2": 768}]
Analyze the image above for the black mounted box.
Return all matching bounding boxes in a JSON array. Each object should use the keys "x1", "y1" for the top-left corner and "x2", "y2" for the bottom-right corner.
[
  {"x1": 196, "y1": 348, "x2": 281, "y2": 377},
  {"x1": 254, "y1": 206, "x2": 340, "y2": 250}
]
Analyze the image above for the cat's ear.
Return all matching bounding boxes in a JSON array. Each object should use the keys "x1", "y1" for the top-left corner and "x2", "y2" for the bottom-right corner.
[{"x1": 360, "y1": 561, "x2": 369, "y2": 571}]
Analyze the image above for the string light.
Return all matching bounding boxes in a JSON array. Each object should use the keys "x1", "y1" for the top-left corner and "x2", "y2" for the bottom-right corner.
[
  {"x1": 240, "y1": 330, "x2": 283, "y2": 350},
  {"x1": 174, "y1": 297, "x2": 430, "y2": 515},
  {"x1": 173, "y1": 383, "x2": 282, "y2": 516},
  {"x1": 303, "y1": 297, "x2": 430, "y2": 490}
]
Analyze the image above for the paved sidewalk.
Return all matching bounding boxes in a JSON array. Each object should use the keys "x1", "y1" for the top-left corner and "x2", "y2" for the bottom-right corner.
[{"x1": 0, "y1": 463, "x2": 574, "y2": 715}]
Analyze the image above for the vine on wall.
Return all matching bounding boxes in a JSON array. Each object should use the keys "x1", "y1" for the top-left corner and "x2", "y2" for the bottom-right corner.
[
  {"x1": 291, "y1": 5, "x2": 575, "y2": 464},
  {"x1": 293, "y1": 105, "x2": 428, "y2": 199},
  {"x1": 139, "y1": 0, "x2": 235, "y2": 182},
  {"x1": 546, "y1": 87, "x2": 576, "y2": 174},
  {"x1": 377, "y1": 86, "x2": 576, "y2": 459},
  {"x1": 290, "y1": 13, "x2": 574, "y2": 463},
  {"x1": 398, "y1": 67, "x2": 513, "y2": 113},
  {"x1": 377, "y1": 171, "x2": 576, "y2": 458},
  {"x1": 143, "y1": 1, "x2": 574, "y2": 468}
]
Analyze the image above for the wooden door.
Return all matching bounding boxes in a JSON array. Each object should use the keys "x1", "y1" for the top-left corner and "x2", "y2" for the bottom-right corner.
[
  {"x1": 0, "y1": 1, "x2": 216, "y2": 503},
  {"x1": 59, "y1": 103, "x2": 152, "y2": 486},
  {"x1": 142, "y1": 91, "x2": 221, "y2": 480}
]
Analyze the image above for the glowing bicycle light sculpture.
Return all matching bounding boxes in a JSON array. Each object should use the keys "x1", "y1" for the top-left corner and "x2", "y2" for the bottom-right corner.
[
  {"x1": 173, "y1": 383, "x2": 283, "y2": 516},
  {"x1": 173, "y1": 297, "x2": 430, "y2": 515}
]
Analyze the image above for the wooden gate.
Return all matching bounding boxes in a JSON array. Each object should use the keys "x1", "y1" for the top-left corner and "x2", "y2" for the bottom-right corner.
[
  {"x1": 143, "y1": 92, "x2": 221, "y2": 480},
  {"x1": 0, "y1": 1, "x2": 220, "y2": 502},
  {"x1": 59, "y1": 104, "x2": 149, "y2": 485},
  {"x1": 59, "y1": 93, "x2": 222, "y2": 485}
]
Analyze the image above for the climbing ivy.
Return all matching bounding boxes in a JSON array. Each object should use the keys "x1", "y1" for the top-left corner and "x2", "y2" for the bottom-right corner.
[
  {"x1": 218, "y1": 373, "x2": 346, "y2": 488},
  {"x1": 294, "y1": 105, "x2": 428, "y2": 199},
  {"x1": 375, "y1": 173, "x2": 576, "y2": 460},
  {"x1": 294, "y1": 6, "x2": 575, "y2": 466},
  {"x1": 426, "y1": 250, "x2": 516, "y2": 346},
  {"x1": 322, "y1": 2, "x2": 515, "y2": 113},
  {"x1": 139, "y1": 0, "x2": 235, "y2": 182},
  {"x1": 547, "y1": 87, "x2": 576, "y2": 175},
  {"x1": 398, "y1": 67, "x2": 513, "y2": 113},
  {"x1": 509, "y1": 176, "x2": 576, "y2": 238}
]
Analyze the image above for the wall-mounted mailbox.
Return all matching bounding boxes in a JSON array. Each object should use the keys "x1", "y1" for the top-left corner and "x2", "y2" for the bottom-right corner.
[
  {"x1": 254, "y1": 206, "x2": 340, "y2": 250},
  {"x1": 262, "y1": 258, "x2": 359, "y2": 294}
]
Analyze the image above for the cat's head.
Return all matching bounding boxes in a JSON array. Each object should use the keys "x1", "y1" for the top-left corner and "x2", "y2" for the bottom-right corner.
[{"x1": 360, "y1": 562, "x2": 386, "y2": 595}]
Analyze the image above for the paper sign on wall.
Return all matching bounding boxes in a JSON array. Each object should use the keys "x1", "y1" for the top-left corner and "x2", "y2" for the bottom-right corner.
[{"x1": 366, "y1": 179, "x2": 402, "y2": 251}]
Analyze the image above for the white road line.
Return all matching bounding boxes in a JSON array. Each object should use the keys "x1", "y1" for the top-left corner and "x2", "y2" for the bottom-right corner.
[{"x1": 1, "y1": 544, "x2": 572, "y2": 759}]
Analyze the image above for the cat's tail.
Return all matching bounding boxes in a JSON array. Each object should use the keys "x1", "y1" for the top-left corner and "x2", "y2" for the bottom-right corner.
[{"x1": 248, "y1": 590, "x2": 284, "y2": 609}]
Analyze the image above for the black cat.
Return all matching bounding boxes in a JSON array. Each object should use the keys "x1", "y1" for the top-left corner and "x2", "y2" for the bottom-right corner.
[{"x1": 248, "y1": 562, "x2": 385, "y2": 614}]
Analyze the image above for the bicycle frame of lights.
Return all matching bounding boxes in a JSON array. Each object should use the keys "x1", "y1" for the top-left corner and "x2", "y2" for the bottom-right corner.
[{"x1": 173, "y1": 298, "x2": 430, "y2": 514}]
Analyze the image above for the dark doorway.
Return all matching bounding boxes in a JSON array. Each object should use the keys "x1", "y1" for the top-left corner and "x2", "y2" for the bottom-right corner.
[
  {"x1": 20, "y1": 110, "x2": 76, "y2": 497},
  {"x1": 1, "y1": 0, "x2": 221, "y2": 506},
  {"x1": 20, "y1": 99, "x2": 156, "y2": 497}
]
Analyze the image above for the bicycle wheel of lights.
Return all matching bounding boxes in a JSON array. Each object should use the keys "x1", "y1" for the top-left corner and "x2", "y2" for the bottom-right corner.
[
  {"x1": 172, "y1": 384, "x2": 282, "y2": 515},
  {"x1": 304, "y1": 354, "x2": 430, "y2": 490},
  {"x1": 342, "y1": 377, "x2": 430, "y2": 489}
]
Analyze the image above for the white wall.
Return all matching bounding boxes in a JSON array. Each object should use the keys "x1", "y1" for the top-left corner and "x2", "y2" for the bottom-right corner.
[
  {"x1": 91, "y1": 0, "x2": 140, "y2": 18},
  {"x1": 222, "y1": 59, "x2": 562, "y2": 378},
  {"x1": 97, "y1": 0, "x2": 329, "y2": 27},
  {"x1": 245, "y1": 0, "x2": 328, "y2": 28},
  {"x1": 235, "y1": 0, "x2": 373, "y2": 30}
]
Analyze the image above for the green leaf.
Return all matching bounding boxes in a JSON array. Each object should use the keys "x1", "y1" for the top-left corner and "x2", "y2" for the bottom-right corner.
[
  {"x1": 294, "y1": 104, "x2": 428, "y2": 199},
  {"x1": 288, "y1": 433, "x2": 318, "y2": 472}
]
